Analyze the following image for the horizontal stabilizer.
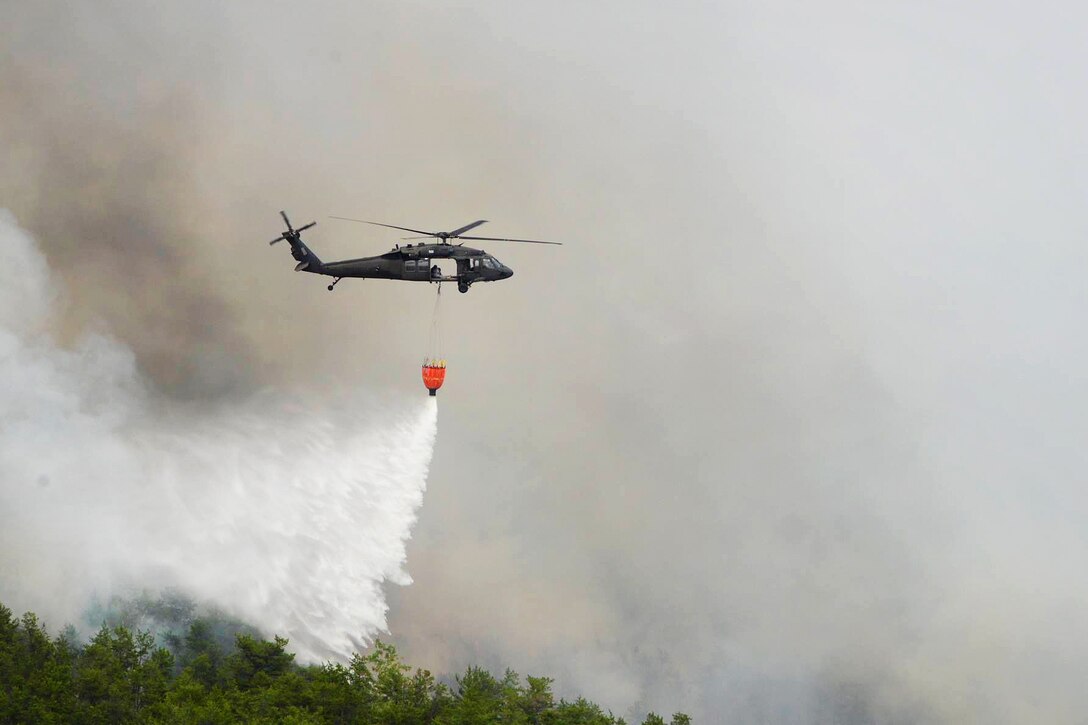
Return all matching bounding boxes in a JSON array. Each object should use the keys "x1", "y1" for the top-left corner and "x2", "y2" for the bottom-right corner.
[{"x1": 295, "y1": 261, "x2": 310, "y2": 271}]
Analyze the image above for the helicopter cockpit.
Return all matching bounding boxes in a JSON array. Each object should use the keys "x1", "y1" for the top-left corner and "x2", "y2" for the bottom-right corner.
[
  {"x1": 467, "y1": 255, "x2": 511, "y2": 278},
  {"x1": 471, "y1": 255, "x2": 501, "y2": 269}
]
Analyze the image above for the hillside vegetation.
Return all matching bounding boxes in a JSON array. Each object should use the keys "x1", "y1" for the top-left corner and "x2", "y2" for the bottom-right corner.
[{"x1": 0, "y1": 602, "x2": 689, "y2": 724}]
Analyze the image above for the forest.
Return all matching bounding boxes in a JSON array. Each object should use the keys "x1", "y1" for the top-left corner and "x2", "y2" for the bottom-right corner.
[{"x1": 0, "y1": 601, "x2": 690, "y2": 724}]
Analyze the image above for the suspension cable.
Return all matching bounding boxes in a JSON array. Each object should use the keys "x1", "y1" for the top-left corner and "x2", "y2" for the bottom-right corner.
[{"x1": 427, "y1": 283, "x2": 443, "y2": 363}]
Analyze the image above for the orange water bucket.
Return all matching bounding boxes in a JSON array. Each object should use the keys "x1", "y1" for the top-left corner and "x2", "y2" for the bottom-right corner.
[{"x1": 422, "y1": 363, "x2": 446, "y2": 396}]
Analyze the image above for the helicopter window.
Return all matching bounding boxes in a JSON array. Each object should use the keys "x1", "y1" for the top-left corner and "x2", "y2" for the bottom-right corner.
[
  {"x1": 471, "y1": 258, "x2": 480, "y2": 269},
  {"x1": 405, "y1": 260, "x2": 416, "y2": 270}
]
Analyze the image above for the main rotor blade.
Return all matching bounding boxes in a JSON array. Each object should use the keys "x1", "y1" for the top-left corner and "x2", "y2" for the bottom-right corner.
[
  {"x1": 329, "y1": 216, "x2": 435, "y2": 236},
  {"x1": 447, "y1": 219, "x2": 489, "y2": 237},
  {"x1": 458, "y1": 235, "x2": 563, "y2": 246}
]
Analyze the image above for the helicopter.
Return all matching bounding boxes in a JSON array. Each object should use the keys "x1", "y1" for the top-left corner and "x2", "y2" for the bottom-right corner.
[{"x1": 269, "y1": 211, "x2": 562, "y2": 293}]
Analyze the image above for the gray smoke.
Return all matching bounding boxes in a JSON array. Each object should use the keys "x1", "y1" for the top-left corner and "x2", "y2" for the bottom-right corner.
[{"x1": 4, "y1": 1, "x2": 1088, "y2": 722}]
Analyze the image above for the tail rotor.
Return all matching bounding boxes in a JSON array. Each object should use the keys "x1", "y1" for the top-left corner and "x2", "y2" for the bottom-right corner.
[
  {"x1": 269, "y1": 210, "x2": 323, "y2": 273},
  {"x1": 270, "y1": 210, "x2": 316, "y2": 245}
]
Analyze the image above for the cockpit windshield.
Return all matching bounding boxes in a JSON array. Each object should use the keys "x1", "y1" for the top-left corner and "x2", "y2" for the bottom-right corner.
[{"x1": 481, "y1": 256, "x2": 499, "y2": 269}]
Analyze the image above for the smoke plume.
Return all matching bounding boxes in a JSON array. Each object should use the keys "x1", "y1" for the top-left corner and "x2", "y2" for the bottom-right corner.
[{"x1": 5, "y1": 2, "x2": 1088, "y2": 722}]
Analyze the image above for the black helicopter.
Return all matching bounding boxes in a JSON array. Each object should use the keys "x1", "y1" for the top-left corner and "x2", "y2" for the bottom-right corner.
[{"x1": 269, "y1": 211, "x2": 561, "y2": 293}]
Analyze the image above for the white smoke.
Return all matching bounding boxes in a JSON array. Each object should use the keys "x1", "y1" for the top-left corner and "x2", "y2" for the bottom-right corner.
[{"x1": 0, "y1": 209, "x2": 437, "y2": 660}]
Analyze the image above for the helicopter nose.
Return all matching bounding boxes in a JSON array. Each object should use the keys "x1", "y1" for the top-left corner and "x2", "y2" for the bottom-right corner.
[{"x1": 502, "y1": 266, "x2": 513, "y2": 279}]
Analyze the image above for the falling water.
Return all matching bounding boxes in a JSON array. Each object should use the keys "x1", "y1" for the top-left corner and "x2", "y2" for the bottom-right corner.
[{"x1": 0, "y1": 210, "x2": 437, "y2": 660}]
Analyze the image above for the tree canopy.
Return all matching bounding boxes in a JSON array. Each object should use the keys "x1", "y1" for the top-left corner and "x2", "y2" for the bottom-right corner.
[{"x1": 0, "y1": 601, "x2": 691, "y2": 724}]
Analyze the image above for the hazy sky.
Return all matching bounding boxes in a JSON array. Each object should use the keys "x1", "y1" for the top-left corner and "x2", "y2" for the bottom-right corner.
[{"x1": 3, "y1": 2, "x2": 1088, "y2": 721}]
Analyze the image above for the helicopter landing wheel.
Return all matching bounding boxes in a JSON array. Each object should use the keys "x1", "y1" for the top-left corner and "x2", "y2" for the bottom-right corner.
[
  {"x1": 458, "y1": 282, "x2": 469, "y2": 293},
  {"x1": 327, "y1": 284, "x2": 334, "y2": 291}
]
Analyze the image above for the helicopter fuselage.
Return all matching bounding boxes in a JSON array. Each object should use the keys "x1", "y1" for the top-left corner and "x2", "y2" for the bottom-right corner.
[{"x1": 317, "y1": 242, "x2": 512, "y2": 286}]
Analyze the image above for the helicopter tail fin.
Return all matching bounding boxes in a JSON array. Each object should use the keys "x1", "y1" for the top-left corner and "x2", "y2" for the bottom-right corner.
[{"x1": 289, "y1": 242, "x2": 323, "y2": 272}]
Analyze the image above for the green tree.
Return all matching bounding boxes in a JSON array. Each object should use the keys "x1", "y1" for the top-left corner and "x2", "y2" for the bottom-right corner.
[
  {"x1": 73, "y1": 626, "x2": 124, "y2": 722},
  {"x1": 0, "y1": 611, "x2": 77, "y2": 723},
  {"x1": 180, "y1": 618, "x2": 225, "y2": 688},
  {"x1": 495, "y1": 669, "x2": 530, "y2": 725},
  {"x1": 0, "y1": 599, "x2": 686, "y2": 725},
  {"x1": 302, "y1": 662, "x2": 364, "y2": 723},
  {"x1": 554, "y1": 696, "x2": 623, "y2": 725},
  {"x1": 74, "y1": 624, "x2": 172, "y2": 723},
  {"x1": 442, "y1": 666, "x2": 504, "y2": 725},
  {"x1": 522, "y1": 675, "x2": 556, "y2": 723},
  {"x1": 224, "y1": 634, "x2": 294, "y2": 690},
  {"x1": 349, "y1": 639, "x2": 449, "y2": 724},
  {"x1": 16, "y1": 612, "x2": 59, "y2": 721},
  {"x1": 0, "y1": 604, "x2": 17, "y2": 717}
]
